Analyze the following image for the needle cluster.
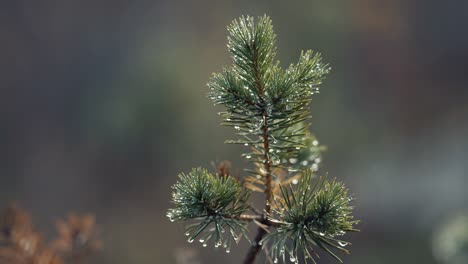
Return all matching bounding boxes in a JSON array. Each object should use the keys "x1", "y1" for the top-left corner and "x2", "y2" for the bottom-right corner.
[{"x1": 168, "y1": 15, "x2": 359, "y2": 264}]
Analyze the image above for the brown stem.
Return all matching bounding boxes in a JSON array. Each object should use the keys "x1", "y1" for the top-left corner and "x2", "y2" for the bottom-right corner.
[
  {"x1": 262, "y1": 115, "x2": 273, "y2": 215},
  {"x1": 243, "y1": 225, "x2": 268, "y2": 264},
  {"x1": 237, "y1": 214, "x2": 263, "y2": 221},
  {"x1": 243, "y1": 41, "x2": 274, "y2": 264},
  {"x1": 244, "y1": 115, "x2": 273, "y2": 264}
]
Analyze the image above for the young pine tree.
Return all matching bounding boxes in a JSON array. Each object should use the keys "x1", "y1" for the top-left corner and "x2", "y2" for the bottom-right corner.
[{"x1": 167, "y1": 15, "x2": 359, "y2": 264}]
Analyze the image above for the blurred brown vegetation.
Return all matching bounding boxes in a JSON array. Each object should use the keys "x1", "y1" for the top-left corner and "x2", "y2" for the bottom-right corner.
[{"x1": 0, "y1": 204, "x2": 100, "y2": 264}]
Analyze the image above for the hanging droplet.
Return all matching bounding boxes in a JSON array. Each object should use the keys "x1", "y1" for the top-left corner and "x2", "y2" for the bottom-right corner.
[
  {"x1": 311, "y1": 163, "x2": 318, "y2": 171},
  {"x1": 187, "y1": 238, "x2": 194, "y2": 243},
  {"x1": 292, "y1": 179, "x2": 298, "y2": 185},
  {"x1": 338, "y1": 241, "x2": 349, "y2": 247},
  {"x1": 203, "y1": 243, "x2": 207, "y2": 247},
  {"x1": 289, "y1": 255, "x2": 296, "y2": 262},
  {"x1": 234, "y1": 126, "x2": 240, "y2": 130},
  {"x1": 244, "y1": 143, "x2": 249, "y2": 146},
  {"x1": 226, "y1": 249, "x2": 231, "y2": 253},
  {"x1": 274, "y1": 258, "x2": 278, "y2": 263},
  {"x1": 246, "y1": 155, "x2": 252, "y2": 159},
  {"x1": 199, "y1": 238, "x2": 205, "y2": 243},
  {"x1": 185, "y1": 232, "x2": 190, "y2": 236}
]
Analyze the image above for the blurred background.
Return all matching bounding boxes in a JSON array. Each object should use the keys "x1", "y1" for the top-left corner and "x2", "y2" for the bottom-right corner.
[{"x1": 1, "y1": 0, "x2": 467, "y2": 263}]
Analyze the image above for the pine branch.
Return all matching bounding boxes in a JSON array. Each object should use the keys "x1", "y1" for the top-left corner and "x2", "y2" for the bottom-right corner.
[{"x1": 168, "y1": 15, "x2": 359, "y2": 264}]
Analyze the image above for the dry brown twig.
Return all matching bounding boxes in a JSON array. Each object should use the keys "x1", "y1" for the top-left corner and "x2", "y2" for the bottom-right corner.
[{"x1": 0, "y1": 204, "x2": 100, "y2": 264}]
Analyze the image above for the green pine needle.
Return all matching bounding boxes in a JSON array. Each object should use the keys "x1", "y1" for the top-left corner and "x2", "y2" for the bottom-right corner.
[
  {"x1": 261, "y1": 170, "x2": 359, "y2": 263},
  {"x1": 167, "y1": 168, "x2": 251, "y2": 250},
  {"x1": 168, "y1": 15, "x2": 359, "y2": 263},
  {"x1": 208, "y1": 15, "x2": 330, "y2": 168}
]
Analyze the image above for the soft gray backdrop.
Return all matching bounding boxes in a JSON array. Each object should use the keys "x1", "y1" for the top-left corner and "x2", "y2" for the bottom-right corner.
[{"x1": 1, "y1": 0, "x2": 467, "y2": 263}]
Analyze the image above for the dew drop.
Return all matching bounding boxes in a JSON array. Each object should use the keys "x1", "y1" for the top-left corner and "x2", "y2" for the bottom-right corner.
[
  {"x1": 203, "y1": 243, "x2": 207, "y2": 247},
  {"x1": 234, "y1": 126, "x2": 240, "y2": 130},
  {"x1": 244, "y1": 143, "x2": 249, "y2": 146},
  {"x1": 311, "y1": 164, "x2": 318, "y2": 171},
  {"x1": 289, "y1": 255, "x2": 296, "y2": 262},
  {"x1": 301, "y1": 160, "x2": 308, "y2": 166},
  {"x1": 226, "y1": 249, "x2": 230, "y2": 253},
  {"x1": 289, "y1": 158, "x2": 298, "y2": 164},
  {"x1": 292, "y1": 179, "x2": 299, "y2": 185},
  {"x1": 187, "y1": 238, "x2": 194, "y2": 243},
  {"x1": 274, "y1": 258, "x2": 278, "y2": 263},
  {"x1": 185, "y1": 232, "x2": 190, "y2": 236},
  {"x1": 199, "y1": 238, "x2": 205, "y2": 243},
  {"x1": 312, "y1": 140, "x2": 319, "y2": 146},
  {"x1": 246, "y1": 155, "x2": 252, "y2": 159},
  {"x1": 338, "y1": 241, "x2": 348, "y2": 247}
]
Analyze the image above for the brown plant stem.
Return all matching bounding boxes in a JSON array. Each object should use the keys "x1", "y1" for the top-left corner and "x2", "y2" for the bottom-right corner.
[
  {"x1": 243, "y1": 115, "x2": 273, "y2": 264},
  {"x1": 243, "y1": 41, "x2": 274, "y2": 264},
  {"x1": 243, "y1": 223, "x2": 268, "y2": 264}
]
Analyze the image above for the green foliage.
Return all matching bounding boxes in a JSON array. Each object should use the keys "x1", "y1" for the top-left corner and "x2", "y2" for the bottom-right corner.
[
  {"x1": 208, "y1": 16, "x2": 329, "y2": 169},
  {"x1": 167, "y1": 168, "x2": 250, "y2": 250},
  {"x1": 168, "y1": 15, "x2": 358, "y2": 264},
  {"x1": 273, "y1": 122, "x2": 325, "y2": 173},
  {"x1": 262, "y1": 170, "x2": 358, "y2": 263}
]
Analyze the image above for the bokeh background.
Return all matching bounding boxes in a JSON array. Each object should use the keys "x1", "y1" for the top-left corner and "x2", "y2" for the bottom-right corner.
[{"x1": 1, "y1": 1, "x2": 467, "y2": 263}]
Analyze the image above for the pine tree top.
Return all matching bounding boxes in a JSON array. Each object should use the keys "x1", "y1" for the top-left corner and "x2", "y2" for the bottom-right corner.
[{"x1": 168, "y1": 15, "x2": 358, "y2": 264}]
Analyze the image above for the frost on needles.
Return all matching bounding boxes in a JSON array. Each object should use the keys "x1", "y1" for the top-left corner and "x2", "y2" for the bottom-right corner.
[{"x1": 167, "y1": 15, "x2": 359, "y2": 264}]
